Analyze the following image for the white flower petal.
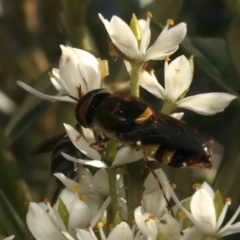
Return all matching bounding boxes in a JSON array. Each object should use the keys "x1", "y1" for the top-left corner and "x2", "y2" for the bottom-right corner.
[
  {"x1": 68, "y1": 198, "x2": 91, "y2": 231},
  {"x1": 139, "y1": 17, "x2": 151, "y2": 55},
  {"x1": 89, "y1": 196, "x2": 111, "y2": 228},
  {"x1": 61, "y1": 231, "x2": 75, "y2": 240},
  {"x1": 200, "y1": 182, "x2": 215, "y2": 199},
  {"x1": 68, "y1": 46, "x2": 101, "y2": 92},
  {"x1": 190, "y1": 189, "x2": 216, "y2": 235},
  {"x1": 55, "y1": 188, "x2": 76, "y2": 213},
  {"x1": 170, "y1": 112, "x2": 184, "y2": 120},
  {"x1": 134, "y1": 207, "x2": 151, "y2": 237},
  {"x1": 50, "y1": 77, "x2": 66, "y2": 93},
  {"x1": 143, "y1": 168, "x2": 168, "y2": 195},
  {"x1": 159, "y1": 214, "x2": 181, "y2": 240},
  {"x1": 52, "y1": 68, "x2": 60, "y2": 79},
  {"x1": 111, "y1": 146, "x2": 142, "y2": 167},
  {"x1": 17, "y1": 81, "x2": 76, "y2": 103},
  {"x1": 215, "y1": 201, "x2": 230, "y2": 232},
  {"x1": 218, "y1": 222, "x2": 240, "y2": 237},
  {"x1": 139, "y1": 69, "x2": 166, "y2": 100},
  {"x1": 59, "y1": 45, "x2": 87, "y2": 98},
  {"x1": 99, "y1": 14, "x2": 139, "y2": 60},
  {"x1": 64, "y1": 123, "x2": 101, "y2": 160},
  {"x1": 3, "y1": 236, "x2": 15, "y2": 240},
  {"x1": 165, "y1": 55, "x2": 192, "y2": 101},
  {"x1": 54, "y1": 173, "x2": 80, "y2": 192},
  {"x1": 177, "y1": 93, "x2": 236, "y2": 115},
  {"x1": 26, "y1": 202, "x2": 64, "y2": 240},
  {"x1": 181, "y1": 227, "x2": 203, "y2": 240},
  {"x1": 108, "y1": 222, "x2": 133, "y2": 240},
  {"x1": 81, "y1": 127, "x2": 96, "y2": 144},
  {"x1": 98, "y1": 13, "x2": 110, "y2": 32},
  {"x1": 143, "y1": 190, "x2": 167, "y2": 219},
  {"x1": 76, "y1": 228, "x2": 97, "y2": 240},
  {"x1": 92, "y1": 169, "x2": 109, "y2": 197},
  {"x1": 62, "y1": 152, "x2": 108, "y2": 168},
  {"x1": 144, "y1": 23, "x2": 187, "y2": 61}
]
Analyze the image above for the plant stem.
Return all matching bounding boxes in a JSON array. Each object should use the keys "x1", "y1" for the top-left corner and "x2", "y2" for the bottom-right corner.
[
  {"x1": 161, "y1": 99, "x2": 177, "y2": 115},
  {"x1": 130, "y1": 61, "x2": 143, "y2": 97},
  {"x1": 124, "y1": 160, "x2": 144, "y2": 226},
  {"x1": 107, "y1": 167, "x2": 118, "y2": 223}
]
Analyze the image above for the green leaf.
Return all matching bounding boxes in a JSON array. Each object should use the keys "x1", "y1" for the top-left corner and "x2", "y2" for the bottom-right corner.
[
  {"x1": 214, "y1": 190, "x2": 224, "y2": 221},
  {"x1": 227, "y1": 15, "x2": 240, "y2": 78},
  {"x1": 58, "y1": 198, "x2": 69, "y2": 229}
]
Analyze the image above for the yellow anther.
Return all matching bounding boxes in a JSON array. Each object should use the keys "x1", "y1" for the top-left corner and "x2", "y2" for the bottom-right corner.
[
  {"x1": 145, "y1": 215, "x2": 156, "y2": 222},
  {"x1": 147, "y1": 11, "x2": 153, "y2": 18},
  {"x1": 171, "y1": 183, "x2": 177, "y2": 189},
  {"x1": 175, "y1": 68, "x2": 180, "y2": 72},
  {"x1": 75, "y1": 135, "x2": 81, "y2": 142},
  {"x1": 48, "y1": 72, "x2": 54, "y2": 78},
  {"x1": 109, "y1": 223, "x2": 113, "y2": 229},
  {"x1": 167, "y1": 19, "x2": 174, "y2": 25},
  {"x1": 160, "y1": 219, "x2": 167, "y2": 224},
  {"x1": 226, "y1": 198, "x2": 232, "y2": 204},
  {"x1": 132, "y1": 219, "x2": 136, "y2": 224},
  {"x1": 97, "y1": 221, "x2": 104, "y2": 229},
  {"x1": 178, "y1": 211, "x2": 187, "y2": 219},
  {"x1": 192, "y1": 183, "x2": 201, "y2": 189},
  {"x1": 44, "y1": 198, "x2": 50, "y2": 204},
  {"x1": 72, "y1": 184, "x2": 81, "y2": 192},
  {"x1": 79, "y1": 194, "x2": 88, "y2": 201},
  {"x1": 165, "y1": 56, "x2": 170, "y2": 61},
  {"x1": 148, "y1": 215, "x2": 156, "y2": 220}
]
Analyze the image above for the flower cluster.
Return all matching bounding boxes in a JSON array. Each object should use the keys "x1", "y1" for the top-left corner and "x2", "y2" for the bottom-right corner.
[{"x1": 7, "y1": 11, "x2": 239, "y2": 240}]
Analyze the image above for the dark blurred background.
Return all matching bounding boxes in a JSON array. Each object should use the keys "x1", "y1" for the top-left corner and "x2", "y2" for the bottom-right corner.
[{"x1": 0, "y1": 0, "x2": 240, "y2": 239}]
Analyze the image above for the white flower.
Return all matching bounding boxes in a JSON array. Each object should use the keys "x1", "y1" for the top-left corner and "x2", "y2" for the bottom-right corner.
[
  {"x1": 74, "y1": 221, "x2": 145, "y2": 240},
  {"x1": 99, "y1": 13, "x2": 186, "y2": 62},
  {"x1": 166, "y1": 181, "x2": 240, "y2": 238},
  {"x1": 134, "y1": 207, "x2": 182, "y2": 240},
  {"x1": 62, "y1": 123, "x2": 143, "y2": 168},
  {"x1": 136, "y1": 55, "x2": 236, "y2": 115},
  {"x1": 54, "y1": 168, "x2": 109, "y2": 200},
  {"x1": 26, "y1": 188, "x2": 94, "y2": 240},
  {"x1": 17, "y1": 45, "x2": 103, "y2": 103}
]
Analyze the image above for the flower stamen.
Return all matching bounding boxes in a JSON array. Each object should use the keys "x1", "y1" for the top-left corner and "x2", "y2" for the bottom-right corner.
[
  {"x1": 147, "y1": 11, "x2": 153, "y2": 18},
  {"x1": 192, "y1": 183, "x2": 201, "y2": 189},
  {"x1": 226, "y1": 198, "x2": 232, "y2": 205},
  {"x1": 167, "y1": 19, "x2": 174, "y2": 26},
  {"x1": 178, "y1": 211, "x2": 187, "y2": 219},
  {"x1": 72, "y1": 184, "x2": 81, "y2": 192},
  {"x1": 97, "y1": 221, "x2": 104, "y2": 229},
  {"x1": 79, "y1": 194, "x2": 88, "y2": 201}
]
